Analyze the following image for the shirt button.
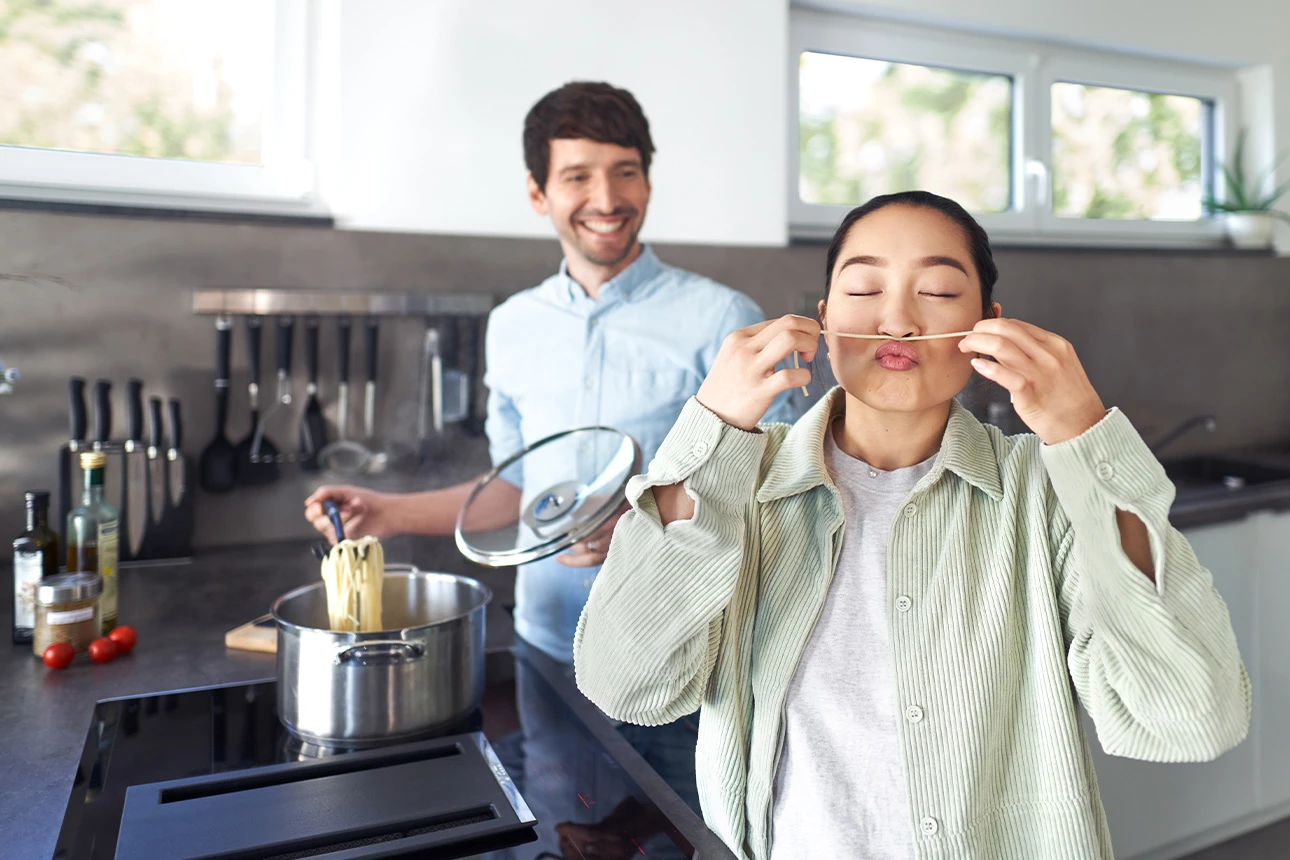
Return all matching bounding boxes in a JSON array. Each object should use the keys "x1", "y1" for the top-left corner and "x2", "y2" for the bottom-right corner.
[
  {"x1": 585, "y1": 378, "x2": 595, "y2": 389},
  {"x1": 920, "y1": 816, "x2": 939, "y2": 836},
  {"x1": 903, "y1": 503, "x2": 918, "y2": 518},
  {"x1": 905, "y1": 705, "x2": 924, "y2": 723},
  {"x1": 1096, "y1": 462, "x2": 1115, "y2": 481},
  {"x1": 895, "y1": 595, "x2": 912, "y2": 613},
  {"x1": 692, "y1": 440, "x2": 710, "y2": 457}
]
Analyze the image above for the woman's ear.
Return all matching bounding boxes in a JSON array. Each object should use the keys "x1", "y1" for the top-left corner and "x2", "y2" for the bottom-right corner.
[
  {"x1": 991, "y1": 301, "x2": 1002, "y2": 319},
  {"x1": 817, "y1": 299, "x2": 827, "y2": 328}
]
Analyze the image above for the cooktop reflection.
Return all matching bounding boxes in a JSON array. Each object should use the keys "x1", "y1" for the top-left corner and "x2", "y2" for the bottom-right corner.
[{"x1": 54, "y1": 651, "x2": 696, "y2": 859}]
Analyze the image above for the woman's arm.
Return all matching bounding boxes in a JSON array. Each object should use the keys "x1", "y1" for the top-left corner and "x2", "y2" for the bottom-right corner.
[
  {"x1": 575, "y1": 316, "x2": 816, "y2": 725},
  {"x1": 963, "y1": 318, "x2": 1249, "y2": 761},
  {"x1": 573, "y1": 399, "x2": 769, "y2": 725},
  {"x1": 1045, "y1": 412, "x2": 1250, "y2": 762}
]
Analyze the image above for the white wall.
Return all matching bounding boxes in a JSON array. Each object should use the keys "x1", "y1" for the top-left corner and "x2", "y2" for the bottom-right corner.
[{"x1": 333, "y1": 0, "x2": 788, "y2": 245}]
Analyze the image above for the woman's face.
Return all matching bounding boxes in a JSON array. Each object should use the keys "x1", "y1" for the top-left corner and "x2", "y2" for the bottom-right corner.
[{"x1": 820, "y1": 204, "x2": 999, "y2": 415}]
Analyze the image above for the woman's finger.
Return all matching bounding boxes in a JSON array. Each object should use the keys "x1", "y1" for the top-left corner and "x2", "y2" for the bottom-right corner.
[
  {"x1": 756, "y1": 329, "x2": 821, "y2": 373},
  {"x1": 959, "y1": 331, "x2": 1038, "y2": 375},
  {"x1": 971, "y1": 356, "x2": 1028, "y2": 396},
  {"x1": 767, "y1": 365, "x2": 814, "y2": 394},
  {"x1": 745, "y1": 314, "x2": 820, "y2": 351},
  {"x1": 968, "y1": 318, "x2": 1046, "y2": 363}
]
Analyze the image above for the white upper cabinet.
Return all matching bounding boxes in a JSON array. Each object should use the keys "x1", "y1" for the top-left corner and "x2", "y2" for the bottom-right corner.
[{"x1": 328, "y1": 0, "x2": 788, "y2": 246}]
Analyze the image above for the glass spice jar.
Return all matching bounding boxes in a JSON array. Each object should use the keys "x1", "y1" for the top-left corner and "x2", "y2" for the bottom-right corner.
[{"x1": 33, "y1": 573, "x2": 103, "y2": 657}]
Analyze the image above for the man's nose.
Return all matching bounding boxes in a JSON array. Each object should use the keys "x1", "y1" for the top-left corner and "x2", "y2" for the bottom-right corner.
[{"x1": 587, "y1": 174, "x2": 617, "y2": 213}]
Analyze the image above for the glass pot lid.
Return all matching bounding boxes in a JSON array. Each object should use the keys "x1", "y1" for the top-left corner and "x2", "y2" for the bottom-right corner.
[{"x1": 454, "y1": 426, "x2": 640, "y2": 567}]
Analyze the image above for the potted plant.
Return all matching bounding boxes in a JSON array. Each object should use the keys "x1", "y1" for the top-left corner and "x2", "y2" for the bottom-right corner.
[{"x1": 1205, "y1": 129, "x2": 1290, "y2": 249}]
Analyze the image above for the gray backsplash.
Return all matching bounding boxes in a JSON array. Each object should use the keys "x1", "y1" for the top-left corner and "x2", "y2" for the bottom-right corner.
[{"x1": 3, "y1": 206, "x2": 1290, "y2": 562}]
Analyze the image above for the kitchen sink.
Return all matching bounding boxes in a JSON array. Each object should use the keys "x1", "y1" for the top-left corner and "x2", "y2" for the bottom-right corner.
[{"x1": 1160, "y1": 455, "x2": 1290, "y2": 492}]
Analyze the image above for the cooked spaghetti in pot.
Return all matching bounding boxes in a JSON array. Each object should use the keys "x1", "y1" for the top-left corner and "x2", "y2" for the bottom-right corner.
[{"x1": 319, "y1": 536, "x2": 385, "y2": 632}]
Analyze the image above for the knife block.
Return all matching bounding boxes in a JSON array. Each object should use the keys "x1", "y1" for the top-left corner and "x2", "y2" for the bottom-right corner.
[{"x1": 58, "y1": 441, "x2": 194, "y2": 567}]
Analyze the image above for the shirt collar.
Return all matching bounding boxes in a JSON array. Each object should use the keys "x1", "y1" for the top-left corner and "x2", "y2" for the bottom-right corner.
[
  {"x1": 559, "y1": 244, "x2": 662, "y2": 304},
  {"x1": 756, "y1": 386, "x2": 1005, "y2": 503}
]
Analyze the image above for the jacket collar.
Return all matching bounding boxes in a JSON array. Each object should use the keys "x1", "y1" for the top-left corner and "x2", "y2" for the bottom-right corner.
[{"x1": 756, "y1": 387, "x2": 1005, "y2": 503}]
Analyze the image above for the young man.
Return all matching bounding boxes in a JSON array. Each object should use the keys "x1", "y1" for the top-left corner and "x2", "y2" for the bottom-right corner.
[{"x1": 305, "y1": 81, "x2": 797, "y2": 663}]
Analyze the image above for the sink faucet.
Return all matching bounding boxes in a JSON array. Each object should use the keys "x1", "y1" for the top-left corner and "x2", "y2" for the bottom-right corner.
[{"x1": 1150, "y1": 413, "x2": 1217, "y2": 457}]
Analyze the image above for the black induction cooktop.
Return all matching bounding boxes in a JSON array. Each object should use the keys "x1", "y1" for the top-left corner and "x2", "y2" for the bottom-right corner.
[{"x1": 53, "y1": 649, "x2": 699, "y2": 859}]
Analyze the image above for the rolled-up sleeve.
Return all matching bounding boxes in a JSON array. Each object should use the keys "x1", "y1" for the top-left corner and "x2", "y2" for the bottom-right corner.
[{"x1": 1043, "y1": 407, "x2": 1251, "y2": 762}]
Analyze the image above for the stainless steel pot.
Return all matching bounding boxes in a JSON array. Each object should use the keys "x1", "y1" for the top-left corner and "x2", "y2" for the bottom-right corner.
[{"x1": 272, "y1": 567, "x2": 490, "y2": 748}]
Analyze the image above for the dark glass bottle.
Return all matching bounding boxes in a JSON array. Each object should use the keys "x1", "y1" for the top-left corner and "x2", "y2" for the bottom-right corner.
[{"x1": 12, "y1": 490, "x2": 60, "y2": 645}]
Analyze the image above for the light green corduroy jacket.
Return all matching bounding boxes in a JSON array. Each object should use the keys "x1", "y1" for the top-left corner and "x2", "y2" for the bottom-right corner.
[{"x1": 574, "y1": 387, "x2": 1250, "y2": 860}]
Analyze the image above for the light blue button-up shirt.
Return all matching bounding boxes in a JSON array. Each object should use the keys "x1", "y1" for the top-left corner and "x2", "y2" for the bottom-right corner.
[{"x1": 484, "y1": 246, "x2": 801, "y2": 663}]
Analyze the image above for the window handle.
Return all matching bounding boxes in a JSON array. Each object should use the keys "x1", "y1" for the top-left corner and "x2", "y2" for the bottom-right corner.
[{"x1": 1026, "y1": 159, "x2": 1050, "y2": 209}]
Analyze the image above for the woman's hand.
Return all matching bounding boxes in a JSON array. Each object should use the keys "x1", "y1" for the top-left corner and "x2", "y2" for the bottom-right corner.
[
  {"x1": 959, "y1": 318, "x2": 1107, "y2": 445},
  {"x1": 696, "y1": 315, "x2": 818, "y2": 431}
]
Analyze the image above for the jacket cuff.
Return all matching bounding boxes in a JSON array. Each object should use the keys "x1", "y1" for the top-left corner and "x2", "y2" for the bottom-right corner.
[{"x1": 1040, "y1": 407, "x2": 1174, "y2": 524}]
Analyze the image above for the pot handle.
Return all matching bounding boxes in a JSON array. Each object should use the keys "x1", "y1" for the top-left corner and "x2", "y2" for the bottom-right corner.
[{"x1": 334, "y1": 640, "x2": 426, "y2": 666}]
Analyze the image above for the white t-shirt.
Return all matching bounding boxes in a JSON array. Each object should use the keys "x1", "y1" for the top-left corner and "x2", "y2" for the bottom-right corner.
[{"x1": 770, "y1": 426, "x2": 937, "y2": 860}]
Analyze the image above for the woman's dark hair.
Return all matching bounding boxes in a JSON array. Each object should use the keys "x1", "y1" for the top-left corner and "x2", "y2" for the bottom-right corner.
[
  {"x1": 822, "y1": 190, "x2": 998, "y2": 317},
  {"x1": 523, "y1": 82, "x2": 655, "y2": 190}
]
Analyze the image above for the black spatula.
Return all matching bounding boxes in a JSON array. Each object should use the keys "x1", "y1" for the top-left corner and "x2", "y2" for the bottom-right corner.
[
  {"x1": 298, "y1": 316, "x2": 327, "y2": 471},
  {"x1": 235, "y1": 315, "x2": 279, "y2": 485},
  {"x1": 199, "y1": 316, "x2": 238, "y2": 492}
]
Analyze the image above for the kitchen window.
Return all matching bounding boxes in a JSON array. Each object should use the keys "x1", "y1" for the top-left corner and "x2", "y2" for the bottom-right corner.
[
  {"x1": 0, "y1": 0, "x2": 323, "y2": 216},
  {"x1": 790, "y1": 8, "x2": 1239, "y2": 245}
]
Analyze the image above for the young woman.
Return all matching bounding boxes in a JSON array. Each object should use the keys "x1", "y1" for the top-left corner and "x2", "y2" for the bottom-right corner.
[{"x1": 573, "y1": 191, "x2": 1250, "y2": 860}]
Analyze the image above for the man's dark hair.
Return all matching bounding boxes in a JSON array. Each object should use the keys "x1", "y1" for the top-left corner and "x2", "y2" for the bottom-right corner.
[{"x1": 523, "y1": 82, "x2": 655, "y2": 190}]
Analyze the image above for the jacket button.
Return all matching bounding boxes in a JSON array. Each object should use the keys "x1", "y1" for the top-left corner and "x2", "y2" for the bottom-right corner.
[
  {"x1": 692, "y1": 440, "x2": 710, "y2": 457},
  {"x1": 903, "y1": 503, "x2": 918, "y2": 518},
  {"x1": 920, "y1": 816, "x2": 939, "y2": 835},
  {"x1": 895, "y1": 595, "x2": 912, "y2": 613},
  {"x1": 905, "y1": 705, "x2": 924, "y2": 723},
  {"x1": 1096, "y1": 462, "x2": 1115, "y2": 481}
]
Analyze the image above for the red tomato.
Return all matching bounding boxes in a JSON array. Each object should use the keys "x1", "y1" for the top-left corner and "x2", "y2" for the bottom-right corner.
[
  {"x1": 108, "y1": 625, "x2": 137, "y2": 655},
  {"x1": 88, "y1": 637, "x2": 118, "y2": 664},
  {"x1": 42, "y1": 642, "x2": 75, "y2": 670}
]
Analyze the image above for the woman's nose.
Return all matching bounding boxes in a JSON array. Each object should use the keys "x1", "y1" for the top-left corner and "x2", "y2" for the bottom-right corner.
[{"x1": 876, "y1": 298, "x2": 920, "y2": 339}]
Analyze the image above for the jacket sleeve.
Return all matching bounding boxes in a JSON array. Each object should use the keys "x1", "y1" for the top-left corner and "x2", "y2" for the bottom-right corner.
[
  {"x1": 574, "y1": 397, "x2": 766, "y2": 726},
  {"x1": 1043, "y1": 408, "x2": 1251, "y2": 762}
]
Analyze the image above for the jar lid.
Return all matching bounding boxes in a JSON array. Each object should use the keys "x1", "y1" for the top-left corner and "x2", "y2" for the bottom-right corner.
[{"x1": 36, "y1": 573, "x2": 103, "y2": 605}]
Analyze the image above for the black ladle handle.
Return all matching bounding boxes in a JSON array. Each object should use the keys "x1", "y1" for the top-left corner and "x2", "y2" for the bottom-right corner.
[{"x1": 323, "y1": 499, "x2": 346, "y2": 542}]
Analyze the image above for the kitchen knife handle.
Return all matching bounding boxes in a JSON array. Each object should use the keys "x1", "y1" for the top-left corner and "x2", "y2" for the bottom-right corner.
[
  {"x1": 69, "y1": 377, "x2": 87, "y2": 442},
  {"x1": 305, "y1": 316, "x2": 320, "y2": 386},
  {"x1": 168, "y1": 399, "x2": 183, "y2": 451},
  {"x1": 276, "y1": 316, "x2": 294, "y2": 375},
  {"x1": 215, "y1": 316, "x2": 232, "y2": 386},
  {"x1": 337, "y1": 316, "x2": 351, "y2": 385},
  {"x1": 246, "y1": 316, "x2": 263, "y2": 385},
  {"x1": 148, "y1": 397, "x2": 163, "y2": 451},
  {"x1": 93, "y1": 379, "x2": 112, "y2": 446},
  {"x1": 127, "y1": 379, "x2": 144, "y2": 443},
  {"x1": 365, "y1": 317, "x2": 379, "y2": 384}
]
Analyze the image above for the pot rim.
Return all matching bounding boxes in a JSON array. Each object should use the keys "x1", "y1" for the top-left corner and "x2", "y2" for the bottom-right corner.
[{"x1": 271, "y1": 570, "x2": 492, "y2": 639}]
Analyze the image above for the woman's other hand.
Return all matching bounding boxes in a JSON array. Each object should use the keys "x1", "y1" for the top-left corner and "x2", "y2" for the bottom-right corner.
[
  {"x1": 960, "y1": 318, "x2": 1107, "y2": 444},
  {"x1": 695, "y1": 315, "x2": 818, "y2": 431}
]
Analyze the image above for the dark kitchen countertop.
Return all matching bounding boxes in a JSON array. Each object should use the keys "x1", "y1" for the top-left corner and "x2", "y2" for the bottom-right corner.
[
  {"x1": 1168, "y1": 447, "x2": 1290, "y2": 530},
  {"x1": 0, "y1": 541, "x2": 728, "y2": 860}
]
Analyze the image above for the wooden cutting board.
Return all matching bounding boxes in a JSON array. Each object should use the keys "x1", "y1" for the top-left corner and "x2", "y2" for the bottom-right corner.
[{"x1": 224, "y1": 614, "x2": 278, "y2": 653}]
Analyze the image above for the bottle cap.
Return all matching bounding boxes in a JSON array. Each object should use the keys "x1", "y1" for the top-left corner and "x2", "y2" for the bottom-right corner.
[
  {"x1": 79, "y1": 451, "x2": 107, "y2": 470},
  {"x1": 24, "y1": 490, "x2": 51, "y2": 505}
]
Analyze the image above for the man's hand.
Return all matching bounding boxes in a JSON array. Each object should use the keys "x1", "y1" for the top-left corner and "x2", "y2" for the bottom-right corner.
[
  {"x1": 304, "y1": 486, "x2": 396, "y2": 543},
  {"x1": 557, "y1": 502, "x2": 629, "y2": 568}
]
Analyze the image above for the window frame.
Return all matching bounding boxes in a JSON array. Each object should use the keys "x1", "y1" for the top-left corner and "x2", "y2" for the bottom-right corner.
[
  {"x1": 0, "y1": 0, "x2": 324, "y2": 217},
  {"x1": 789, "y1": 8, "x2": 1240, "y2": 246}
]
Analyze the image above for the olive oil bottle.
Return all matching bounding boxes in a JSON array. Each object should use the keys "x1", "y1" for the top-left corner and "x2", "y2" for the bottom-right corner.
[
  {"x1": 11, "y1": 490, "x2": 59, "y2": 644},
  {"x1": 65, "y1": 451, "x2": 119, "y2": 632}
]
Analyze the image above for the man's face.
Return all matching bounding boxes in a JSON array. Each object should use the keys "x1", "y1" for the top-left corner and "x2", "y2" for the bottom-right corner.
[{"x1": 528, "y1": 138, "x2": 651, "y2": 269}]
